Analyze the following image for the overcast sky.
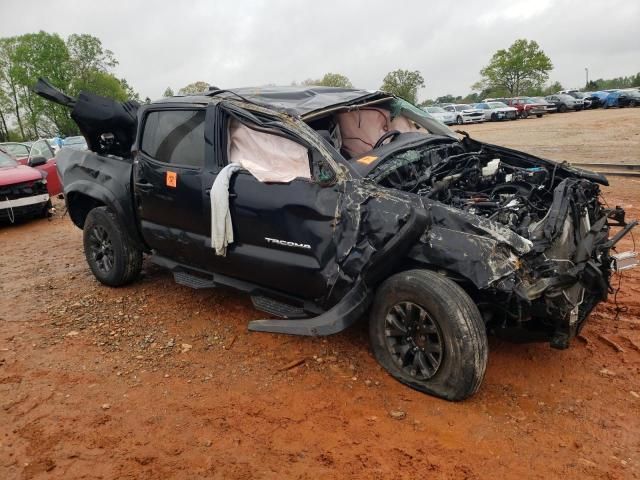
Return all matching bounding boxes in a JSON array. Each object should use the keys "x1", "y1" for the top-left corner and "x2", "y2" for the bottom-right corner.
[{"x1": 1, "y1": 0, "x2": 639, "y2": 101}]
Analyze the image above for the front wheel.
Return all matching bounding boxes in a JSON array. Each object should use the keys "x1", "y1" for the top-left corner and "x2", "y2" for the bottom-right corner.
[
  {"x1": 456, "y1": 116, "x2": 463, "y2": 125},
  {"x1": 558, "y1": 104, "x2": 568, "y2": 113},
  {"x1": 369, "y1": 270, "x2": 488, "y2": 401},
  {"x1": 520, "y1": 110, "x2": 529, "y2": 119},
  {"x1": 83, "y1": 206, "x2": 143, "y2": 287}
]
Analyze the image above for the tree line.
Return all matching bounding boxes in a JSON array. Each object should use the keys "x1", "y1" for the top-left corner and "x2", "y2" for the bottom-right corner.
[
  {"x1": 0, "y1": 31, "x2": 138, "y2": 142},
  {"x1": 3, "y1": 32, "x2": 638, "y2": 143}
]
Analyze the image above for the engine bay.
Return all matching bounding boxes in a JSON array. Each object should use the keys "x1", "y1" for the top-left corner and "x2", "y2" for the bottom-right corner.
[{"x1": 367, "y1": 139, "x2": 602, "y2": 242}]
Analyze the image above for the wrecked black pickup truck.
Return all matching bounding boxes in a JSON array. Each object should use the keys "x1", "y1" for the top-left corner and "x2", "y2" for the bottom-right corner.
[{"x1": 36, "y1": 78, "x2": 637, "y2": 401}]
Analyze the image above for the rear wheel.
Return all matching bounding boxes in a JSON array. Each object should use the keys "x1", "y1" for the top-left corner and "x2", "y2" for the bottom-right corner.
[
  {"x1": 369, "y1": 270, "x2": 488, "y2": 401},
  {"x1": 536, "y1": 113, "x2": 543, "y2": 118},
  {"x1": 83, "y1": 206, "x2": 142, "y2": 287},
  {"x1": 520, "y1": 110, "x2": 529, "y2": 119},
  {"x1": 630, "y1": 100, "x2": 637, "y2": 107},
  {"x1": 456, "y1": 116, "x2": 463, "y2": 125}
]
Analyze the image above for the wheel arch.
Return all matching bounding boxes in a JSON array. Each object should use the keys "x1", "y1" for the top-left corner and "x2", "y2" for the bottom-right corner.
[{"x1": 64, "y1": 181, "x2": 147, "y2": 250}]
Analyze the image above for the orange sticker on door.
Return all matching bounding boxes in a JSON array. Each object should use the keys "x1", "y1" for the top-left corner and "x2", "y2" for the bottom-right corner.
[
  {"x1": 357, "y1": 155, "x2": 378, "y2": 165},
  {"x1": 166, "y1": 171, "x2": 177, "y2": 188}
]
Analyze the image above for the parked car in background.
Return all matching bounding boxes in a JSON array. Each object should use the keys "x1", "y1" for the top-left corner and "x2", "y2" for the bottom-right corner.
[
  {"x1": 587, "y1": 91, "x2": 611, "y2": 108},
  {"x1": 545, "y1": 94, "x2": 581, "y2": 113},
  {"x1": 0, "y1": 139, "x2": 62, "y2": 196},
  {"x1": 62, "y1": 135, "x2": 88, "y2": 150},
  {"x1": 0, "y1": 142, "x2": 31, "y2": 159},
  {"x1": 422, "y1": 106, "x2": 456, "y2": 125},
  {"x1": 530, "y1": 97, "x2": 557, "y2": 113},
  {"x1": 620, "y1": 89, "x2": 640, "y2": 107},
  {"x1": 503, "y1": 97, "x2": 546, "y2": 118},
  {"x1": 582, "y1": 92, "x2": 604, "y2": 108},
  {"x1": 601, "y1": 90, "x2": 633, "y2": 108},
  {"x1": 561, "y1": 91, "x2": 592, "y2": 109},
  {"x1": 442, "y1": 104, "x2": 486, "y2": 124},
  {"x1": 0, "y1": 147, "x2": 51, "y2": 222},
  {"x1": 473, "y1": 101, "x2": 518, "y2": 121}
]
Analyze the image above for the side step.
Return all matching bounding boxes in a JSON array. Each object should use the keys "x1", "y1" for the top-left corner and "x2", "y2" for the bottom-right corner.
[
  {"x1": 248, "y1": 283, "x2": 371, "y2": 336},
  {"x1": 173, "y1": 271, "x2": 216, "y2": 289},
  {"x1": 251, "y1": 295, "x2": 306, "y2": 319}
]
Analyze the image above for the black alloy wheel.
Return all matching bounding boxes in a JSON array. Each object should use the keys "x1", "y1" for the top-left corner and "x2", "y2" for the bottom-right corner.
[
  {"x1": 383, "y1": 301, "x2": 444, "y2": 380},
  {"x1": 88, "y1": 224, "x2": 115, "y2": 274}
]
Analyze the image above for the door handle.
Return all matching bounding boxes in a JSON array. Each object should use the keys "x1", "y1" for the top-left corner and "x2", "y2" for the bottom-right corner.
[{"x1": 135, "y1": 181, "x2": 154, "y2": 191}]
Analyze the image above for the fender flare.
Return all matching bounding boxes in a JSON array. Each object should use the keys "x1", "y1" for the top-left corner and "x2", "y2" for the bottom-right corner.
[{"x1": 64, "y1": 180, "x2": 146, "y2": 249}]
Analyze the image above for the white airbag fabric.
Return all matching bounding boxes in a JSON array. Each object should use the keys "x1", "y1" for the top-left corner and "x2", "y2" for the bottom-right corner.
[
  {"x1": 337, "y1": 108, "x2": 420, "y2": 157},
  {"x1": 228, "y1": 120, "x2": 310, "y2": 183}
]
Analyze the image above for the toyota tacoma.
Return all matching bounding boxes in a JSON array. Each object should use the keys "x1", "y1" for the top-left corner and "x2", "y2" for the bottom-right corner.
[{"x1": 35, "y1": 78, "x2": 637, "y2": 401}]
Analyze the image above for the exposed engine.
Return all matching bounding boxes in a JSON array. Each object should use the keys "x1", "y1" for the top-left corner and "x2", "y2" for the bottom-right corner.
[
  {"x1": 369, "y1": 142, "x2": 600, "y2": 241},
  {"x1": 368, "y1": 139, "x2": 636, "y2": 347}
]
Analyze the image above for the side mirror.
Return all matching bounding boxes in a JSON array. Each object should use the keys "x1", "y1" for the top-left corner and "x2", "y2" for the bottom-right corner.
[{"x1": 28, "y1": 156, "x2": 48, "y2": 167}]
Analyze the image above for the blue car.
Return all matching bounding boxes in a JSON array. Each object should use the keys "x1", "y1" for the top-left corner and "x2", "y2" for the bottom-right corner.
[{"x1": 597, "y1": 90, "x2": 632, "y2": 108}]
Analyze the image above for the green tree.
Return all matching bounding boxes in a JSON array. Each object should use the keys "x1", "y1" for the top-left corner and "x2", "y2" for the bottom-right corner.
[
  {"x1": 0, "y1": 37, "x2": 26, "y2": 139},
  {"x1": 434, "y1": 94, "x2": 458, "y2": 104},
  {"x1": 380, "y1": 69, "x2": 425, "y2": 104},
  {"x1": 0, "y1": 32, "x2": 139, "y2": 139},
  {"x1": 179, "y1": 81, "x2": 210, "y2": 95},
  {"x1": 67, "y1": 34, "x2": 116, "y2": 87},
  {"x1": 163, "y1": 86, "x2": 174, "y2": 97},
  {"x1": 477, "y1": 39, "x2": 553, "y2": 96},
  {"x1": 12, "y1": 31, "x2": 71, "y2": 137},
  {"x1": 301, "y1": 73, "x2": 353, "y2": 88},
  {"x1": 586, "y1": 72, "x2": 640, "y2": 90}
]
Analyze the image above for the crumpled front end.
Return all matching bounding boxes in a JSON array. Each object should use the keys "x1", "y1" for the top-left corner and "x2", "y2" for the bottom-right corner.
[{"x1": 364, "y1": 135, "x2": 637, "y2": 348}]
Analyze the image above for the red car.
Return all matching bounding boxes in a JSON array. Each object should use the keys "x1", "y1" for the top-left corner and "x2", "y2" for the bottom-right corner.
[
  {"x1": 0, "y1": 147, "x2": 51, "y2": 222},
  {"x1": 505, "y1": 97, "x2": 546, "y2": 118},
  {"x1": 0, "y1": 140, "x2": 62, "y2": 196}
]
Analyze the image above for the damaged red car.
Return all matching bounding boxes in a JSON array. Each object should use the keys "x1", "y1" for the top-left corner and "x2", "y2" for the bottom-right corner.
[
  {"x1": 0, "y1": 146, "x2": 51, "y2": 222},
  {"x1": 35, "y1": 78, "x2": 637, "y2": 401}
]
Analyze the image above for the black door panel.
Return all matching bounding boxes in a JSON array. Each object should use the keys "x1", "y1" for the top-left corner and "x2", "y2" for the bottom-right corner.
[
  {"x1": 134, "y1": 108, "x2": 208, "y2": 266},
  {"x1": 197, "y1": 172, "x2": 339, "y2": 300}
]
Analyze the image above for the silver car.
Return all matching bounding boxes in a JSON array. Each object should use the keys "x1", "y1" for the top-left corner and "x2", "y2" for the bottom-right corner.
[
  {"x1": 473, "y1": 102, "x2": 518, "y2": 121},
  {"x1": 442, "y1": 104, "x2": 486, "y2": 124},
  {"x1": 422, "y1": 106, "x2": 456, "y2": 125}
]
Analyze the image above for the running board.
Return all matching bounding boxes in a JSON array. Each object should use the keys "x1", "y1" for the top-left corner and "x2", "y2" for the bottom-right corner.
[
  {"x1": 251, "y1": 295, "x2": 306, "y2": 319},
  {"x1": 248, "y1": 283, "x2": 371, "y2": 336},
  {"x1": 173, "y1": 271, "x2": 216, "y2": 289}
]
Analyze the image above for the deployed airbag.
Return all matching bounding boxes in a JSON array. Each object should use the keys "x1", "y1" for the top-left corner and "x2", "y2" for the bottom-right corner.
[
  {"x1": 228, "y1": 120, "x2": 311, "y2": 183},
  {"x1": 337, "y1": 108, "x2": 421, "y2": 157}
]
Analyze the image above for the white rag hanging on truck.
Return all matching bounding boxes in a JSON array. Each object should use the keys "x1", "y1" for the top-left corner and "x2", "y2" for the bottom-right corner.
[{"x1": 210, "y1": 163, "x2": 242, "y2": 256}]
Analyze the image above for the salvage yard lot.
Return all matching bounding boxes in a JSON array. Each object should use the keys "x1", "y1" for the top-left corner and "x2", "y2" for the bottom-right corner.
[{"x1": 1, "y1": 108, "x2": 640, "y2": 479}]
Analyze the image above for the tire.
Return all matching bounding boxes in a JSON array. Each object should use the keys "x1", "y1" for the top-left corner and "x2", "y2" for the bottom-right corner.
[
  {"x1": 490, "y1": 113, "x2": 498, "y2": 122},
  {"x1": 558, "y1": 104, "x2": 568, "y2": 113},
  {"x1": 83, "y1": 206, "x2": 143, "y2": 287},
  {"x1": 520, "y1": 110, "x2": 529, "y2": 119},
  {"x1": 628, "y1": 100, "x2": 636, "y2": 107},
  {"x1": 369, "y1": 270, "x2": 488, "y2": 401},
  {"x1": 456, "y1": 116, "x2": 463, "y2": 125},
  {"x1": 536, "y1": 113, "x2": 543, "y2": 118}
]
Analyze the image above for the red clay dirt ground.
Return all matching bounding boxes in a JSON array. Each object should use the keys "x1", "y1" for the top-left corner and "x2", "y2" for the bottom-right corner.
[{"x1": 1, "y1": 109, "x2": 640, "y2": 479}]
